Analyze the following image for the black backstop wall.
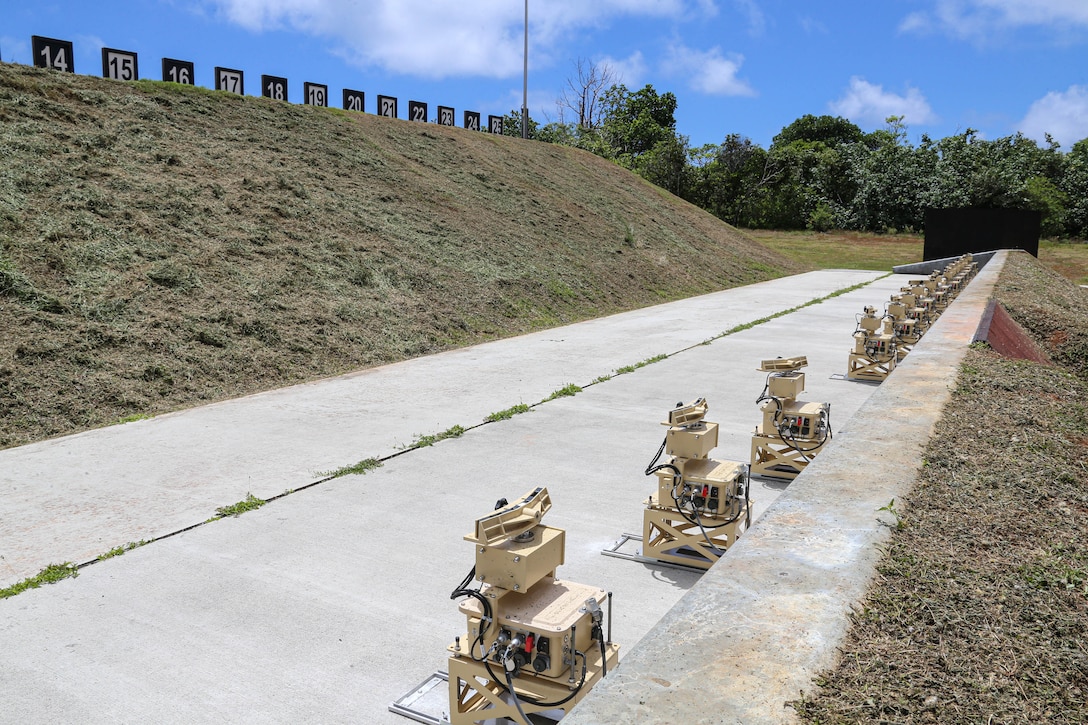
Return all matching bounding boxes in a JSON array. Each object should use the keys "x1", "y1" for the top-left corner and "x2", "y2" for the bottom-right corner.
[{"x1": 924, "y1": 208, "x2": 1040, "y2": 261}]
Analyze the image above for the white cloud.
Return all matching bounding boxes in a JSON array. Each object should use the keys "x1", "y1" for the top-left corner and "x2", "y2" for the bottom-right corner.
[
  {"x1": 597, "y1": 51, "x2": 647, "y2": 88},
  {"x1": 1018, "y1": 85, "x2": 1088, "y2": 148},
  {"x1": 829, "y1": 76, "x2": 937, "y2": 127},
  {"x1": 201, "y1": 0, "x2": 710, "y2": 79},
  {"x1": 900, "y1": 0, "x2": 1088, "y2": 40},
  {"x1": 665, "y1": 44, "x2": 755, "y2": 96},
  {"x1": 733, "y1": 0, "x2": 766, "y2": 36}
]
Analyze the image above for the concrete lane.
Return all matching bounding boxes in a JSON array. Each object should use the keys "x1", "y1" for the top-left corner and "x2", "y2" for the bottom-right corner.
[
  {"x1": 0, "y1": 271, "x2": 916, "y2": 724},
  {"x1": 1, "y1": 270, "x2": 882, "y2": 588}
]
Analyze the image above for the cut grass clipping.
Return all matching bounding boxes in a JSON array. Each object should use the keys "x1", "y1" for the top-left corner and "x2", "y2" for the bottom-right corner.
[
  {"x1": 213, "y1": 493, "x2": 266, "y2": 519},
  {"x1": 322, "y1": 457, "x2": 383, "y2": 479},
  {"x1": 1, "y1": 563, "x2": 79, "y2": 599},
  {"x1": 486, "y1": 403, "x2": 531, "y2": 423}
]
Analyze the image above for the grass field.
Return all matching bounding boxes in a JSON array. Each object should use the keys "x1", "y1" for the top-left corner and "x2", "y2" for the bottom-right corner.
[{"x1": 744, "y1": 229, "x2": 1088, "y2": 285}]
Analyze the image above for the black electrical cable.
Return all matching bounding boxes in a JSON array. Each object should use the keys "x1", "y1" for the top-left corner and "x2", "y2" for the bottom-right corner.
[
  {"x1": 484, "y1": 650, "x2": 588, "y2": 708},
  {"x1": 505, "y1": 668, "x2": 532, "y2": 725},
  {"x1": 597, "y1": 627, "x2": 607, "y2": 678},
  {"x1": 644, "y1": 434, "x2": 667, "y2": 475},
  {"x1": 449, "y1": 565, "x2": 492, "y2": 661},
  {"x1": 644, "y1": 436, "x2": 681, "y2": 481}
]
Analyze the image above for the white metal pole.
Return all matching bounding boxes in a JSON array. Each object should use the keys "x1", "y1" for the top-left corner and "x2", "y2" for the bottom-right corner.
[{"x1": 522, "y1": 0, "x2": 529, "y2": 139}]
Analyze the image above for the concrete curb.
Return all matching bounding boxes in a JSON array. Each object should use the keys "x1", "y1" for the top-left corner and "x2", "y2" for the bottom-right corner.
[
  {"x1": 565, "y1": 252, "x2": 1008, "y2": 724},
  {"x1": 893, "y1": 250, "x2": 996, "y2": 275}
]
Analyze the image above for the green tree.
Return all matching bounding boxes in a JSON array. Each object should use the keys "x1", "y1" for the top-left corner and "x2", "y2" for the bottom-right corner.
[
  {"x1": 636, "y1": 134, "x2": 690, "y2": 197},
  {"x1": 842, "y1": 116, "x2": 931, "y2": 232},
  {"x1": 599, "y1": 84, "x2": 679, "y2": 162},
  {"x1": 501, "y1": 109, "x2": 540, "y2": 140},
  {"x1": 771, "y1": 114, "x2": 863, "y2": 149},
  {"x1": 684, "y1": 139, "x2": 759, "y2": 222},
  {"x1": 1023, "y1": 176, "x2": 1068, "y2": 237},
  {"x1": 1060, "y1": 138, "x2": 1088, "y2": 238}
]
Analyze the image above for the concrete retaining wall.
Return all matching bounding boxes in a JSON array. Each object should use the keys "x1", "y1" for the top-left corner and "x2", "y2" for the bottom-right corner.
[
  {"x1": 893, "y1": 250, "x2": 996, "y2": 276},
  {"x1": 566, "y1": 252, "x2": 1007, "y2": 724}
]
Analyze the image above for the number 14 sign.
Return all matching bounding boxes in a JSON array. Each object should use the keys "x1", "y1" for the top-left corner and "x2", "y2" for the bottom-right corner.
[{"x1": 32, "y1": 36, "x2": 74, "y2": 73}]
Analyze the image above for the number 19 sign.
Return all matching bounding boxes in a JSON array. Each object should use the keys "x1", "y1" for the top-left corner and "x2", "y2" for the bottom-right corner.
[{"x1": 304, "y1": 82, "x2": 328, "y2": 107}]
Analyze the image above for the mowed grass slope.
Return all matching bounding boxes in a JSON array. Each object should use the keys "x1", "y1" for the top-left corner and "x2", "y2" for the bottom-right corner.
[{"x1": 0, "y1": 63, "x2": 800, "y2": 448}]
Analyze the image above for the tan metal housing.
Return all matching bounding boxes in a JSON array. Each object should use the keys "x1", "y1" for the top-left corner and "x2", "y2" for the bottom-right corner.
[
  {"x1": 448, "y1": 487, "x2": 619, "y2": 724},
  {"x1": 642, "y1": 399, "x2": 750, "y2": 569},
  {"x1": 751, "y1": 357, "x2": 831, "y2": 479}
]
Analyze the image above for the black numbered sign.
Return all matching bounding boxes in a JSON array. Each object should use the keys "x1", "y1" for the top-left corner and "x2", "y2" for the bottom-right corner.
[
  {"x1": 215, "y1": 67, "x2": 244, "y2": 95},
  {"x1": 162, "y1": 58, "x2": 194, "y2": 85},
  {"x1": 464, "y1": 111, "x2": 481, "y2": 131},
  {"x1": 488, "y1": 115, "x2": 504, "y2": 135},
  {"x1": 377, "y1": 95, "x2": 398, "y2": 119},
  {"x1": 304, "y1": 82, "x2": 328, "y2": 107},
  {"x1": 32, "y1": 36, "x2": 74, "y2": 73},
  {"x1": 343, "y1": 89, "x2": 365, "y2": 113},
  {"x1": 408, "y1": 100, "x2": 427, "y2": 122},
  {"x1": 102, "y1": 48, "x2": 138, "y2": 81},
  {"x1": 438, "y1": 106, "x2": 455, "y2": 126},
  {"x1": 262, "y1": 75, "x2": 288, "y2": 101}
]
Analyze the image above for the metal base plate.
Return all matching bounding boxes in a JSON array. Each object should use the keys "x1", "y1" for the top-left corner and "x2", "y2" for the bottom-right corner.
[
  {"x1": 600, "y1": 533, "x2": 712, "y2": 573},
  {"x1": 390, "y1": 671, "x2": 450, "y2": 725}
]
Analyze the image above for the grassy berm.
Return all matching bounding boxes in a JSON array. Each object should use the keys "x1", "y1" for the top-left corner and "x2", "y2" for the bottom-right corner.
[
  {"x1": 793, "y1": 252, "x2": 1088, "y2": 723},
  {"x1": 0, "y1": 63, "x2": 799, "y2": 449}
]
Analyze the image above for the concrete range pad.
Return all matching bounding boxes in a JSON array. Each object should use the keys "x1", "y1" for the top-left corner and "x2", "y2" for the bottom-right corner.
[
  {"x1": 1, "y1": 269, "x2": 929, "y2": 723},
  {"x1": 1, "y1": 269, "x2": 883, "y2": 589}
]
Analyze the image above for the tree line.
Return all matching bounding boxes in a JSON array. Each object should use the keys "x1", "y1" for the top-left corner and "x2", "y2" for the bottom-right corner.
[{"x1": 503, "y1": 69, "x2": 1088, "y2": 240}]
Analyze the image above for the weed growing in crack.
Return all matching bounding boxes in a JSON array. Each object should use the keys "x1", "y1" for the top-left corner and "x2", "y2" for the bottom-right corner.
[
  {"x1": 213, "y1": 493, "x2": 266, "y2": 519},
  {"x1": 544, "y1": 383, "x2": 582, "y2": 401},
  {"x1": 97, "y1": 540, "x2": 149, "y2": 561},
  {"x1": 486, "y1": 404, "x2": 531, "y2": 423},
  {"x1": 0, "y1": 563, "x2": 80, "y2": 599},
  {"x1": 321, "y1": 458, "x2": 383, "y2": 478}
]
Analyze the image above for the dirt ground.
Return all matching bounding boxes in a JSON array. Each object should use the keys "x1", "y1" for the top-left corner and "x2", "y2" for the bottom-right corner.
[{"x1": 792, "y1": 252, "x2": 1088, "y2": 723}]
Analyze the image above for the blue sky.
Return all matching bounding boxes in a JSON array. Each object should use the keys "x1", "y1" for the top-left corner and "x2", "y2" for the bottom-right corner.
[{"x1": 4, "y1": 1, "x2": 1088, "y2": 150}]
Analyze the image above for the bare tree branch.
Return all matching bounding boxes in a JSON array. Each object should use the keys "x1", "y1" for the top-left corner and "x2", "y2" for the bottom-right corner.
[{"x1": 557, "y1": 58, "x2": 617, "y2": 130}]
